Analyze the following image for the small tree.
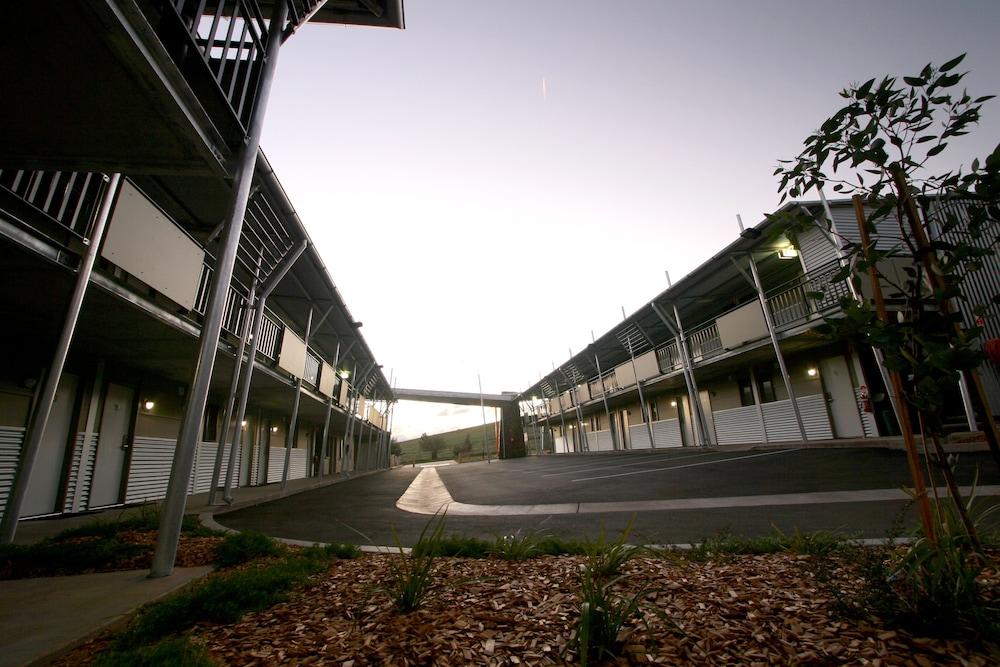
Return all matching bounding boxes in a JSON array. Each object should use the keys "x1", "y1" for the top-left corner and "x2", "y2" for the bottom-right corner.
[
  {"x1": 773, "y1": 54, "x2": 1000, "y2": 546},
  {"x1": 418, "y1": 433, "x2": 443, "y2": 461},
  {"x1": 390, "y1": 441, "x2": 402, "y2": 457}
]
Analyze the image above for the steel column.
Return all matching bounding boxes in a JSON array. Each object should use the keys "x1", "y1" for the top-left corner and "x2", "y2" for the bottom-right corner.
[
  {"x1": 317, "y1": 340, "x2": 340, "y2": 478},
  {"x1": 653, "y1": 301, "x2": 710, "y2": 447},
  {"x1": 593, "y1": 353, "x2": 617, "y2": 450},
  {"x1": 222, "y1": 241, "x2": 307, "y2": 501},
  {"x1": 624, "y1": 336, "x2": 656, "y2": 449},
  {"x1": 152, "y1": 1, "x2": 289, "y2": 577},
  {"x1": 551, "y1": 374, "x2": 569, "y2": 453},
  {"x1": 747, "y1": 253, "x2": 808, "y2": 441},
  {"x1": 281, "y1": 307, "x2": 313, "y2": 488},
  {"x1": 208, "y1": 251, "x2": 262, "y2": 505},
  {"x1": 1, "y1": 173, "x2": 121, "y2": 544}
]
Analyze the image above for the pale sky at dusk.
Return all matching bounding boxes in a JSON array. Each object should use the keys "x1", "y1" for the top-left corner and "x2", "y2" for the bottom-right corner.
[{"x1": 260, "y1": 0, "x2": 1000, "y2": 441}]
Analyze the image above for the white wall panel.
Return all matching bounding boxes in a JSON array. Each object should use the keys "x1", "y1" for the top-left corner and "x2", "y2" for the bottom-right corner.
[
  {"x1": 102, "y1": 181, "x2": 204, "y2": 309},
  {"x1": 277, "y1": 329, "x2": 306, "y2": 377}
]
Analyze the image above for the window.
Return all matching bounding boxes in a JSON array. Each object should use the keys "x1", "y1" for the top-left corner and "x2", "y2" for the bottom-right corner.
[
  {"x1": 757, "y1": 374, "x2": 777, "y2": 403},
  {"x1": 738, "y1": 377, "x2": 755, "y2": 407}
]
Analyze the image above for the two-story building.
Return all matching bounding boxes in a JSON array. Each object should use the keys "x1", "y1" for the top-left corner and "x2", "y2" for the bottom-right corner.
[{"x1": 523, "y1": 197, "x2": 1000, "y2": 454}]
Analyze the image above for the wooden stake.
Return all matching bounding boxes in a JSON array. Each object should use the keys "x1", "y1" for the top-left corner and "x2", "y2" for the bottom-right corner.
[
  {"x1": 890, "y1": 167, "x2": 1000, "y2": 471},
  {"x1": 853, "y1": 195, "x2": 936, "y2": 543}
]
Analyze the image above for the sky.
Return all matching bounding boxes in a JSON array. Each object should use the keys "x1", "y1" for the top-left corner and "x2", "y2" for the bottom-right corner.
[{"x1": 259, "y1": 0, "x2": 1000, "y2": 441}]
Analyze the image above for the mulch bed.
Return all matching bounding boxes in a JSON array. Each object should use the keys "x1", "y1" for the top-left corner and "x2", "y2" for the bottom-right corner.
[
  {"x1": 196, "y1": 553, "x2": 1000, "y2": 665},
  {"x1": 56, "y1": 550, "x2": 999, "y2": 666}
]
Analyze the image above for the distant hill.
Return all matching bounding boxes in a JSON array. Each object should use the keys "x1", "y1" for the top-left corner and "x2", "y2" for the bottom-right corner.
[{"x1": 395, "y1": 423, "x2": 499, "y2": 463}]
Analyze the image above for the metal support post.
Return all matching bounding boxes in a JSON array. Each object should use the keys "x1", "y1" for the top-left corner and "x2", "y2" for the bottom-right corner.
[
  {"x1": 478, "y1": 373, "x2": 490, "y2": 462},
  {"x1": 624, "y1": 336, "x2": 656, "y2": 449},
  {"x1": 317, "y1": 340, "x2": 340, "y2": 479},
  {"x1": 593, "y1": 353, "x2": 618, "y2": 450},
  {"x1": 551, "y1": 374, "x2": 569, "y2": 453},
  {"x1": 152, "y1": 1, "x2": 288, "y2": 577},
  {"x1": 221, "y1": 241, "x2": 306, "y2": 501},
  {"x1": 747, "y1": 253, "x2": 808, "y2": 441},
  {"x1": 342, "y1": 362, "x2": 359, "y2": 473},
  {"x1": 282, "y1": 308, "x2": 314, "y2": 488},
  {"x1": 1, "y1": 173, "x2": 121, "y2": 544},
  {"x1": 209, "y1": 251, "x2": 262, "y2": 505},
  {"x1": 654, "y1": 301, "x2": 711, "y2": 446}
]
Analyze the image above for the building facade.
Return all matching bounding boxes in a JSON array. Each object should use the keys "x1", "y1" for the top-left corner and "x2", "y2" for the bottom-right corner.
[
  {"x1": 522, "y1": 198, "x2": 1000, "y2": 453},
  {"x1": 0, "y1": 1, "x2": 403, "y2": 530}
]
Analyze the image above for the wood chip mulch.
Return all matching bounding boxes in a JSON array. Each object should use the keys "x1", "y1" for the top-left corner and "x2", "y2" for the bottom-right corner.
[{"x1": 191, "y1": 553, "x2": 1000, "y2": 666}]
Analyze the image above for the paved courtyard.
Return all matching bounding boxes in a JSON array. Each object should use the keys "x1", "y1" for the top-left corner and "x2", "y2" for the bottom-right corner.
[{"x1": 216, "y1": 447, "x2": 1000, "y2": 547}]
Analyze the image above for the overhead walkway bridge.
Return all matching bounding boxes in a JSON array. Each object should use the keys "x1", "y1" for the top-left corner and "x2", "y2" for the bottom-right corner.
[{"x1": 394, "y1": 388, "x2": 526, "y2": 459}]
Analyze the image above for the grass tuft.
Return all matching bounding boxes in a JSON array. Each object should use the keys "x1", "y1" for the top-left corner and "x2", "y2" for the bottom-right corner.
[
  {"x1": 93, "y1": 636, "x2": 217, "y2": 667},
  {"x1": 214, "y1": 531, "x2": 282, "y2": 568},
  {"x1": 383, "y1": 512, "x2": 447, "y2": 612}
]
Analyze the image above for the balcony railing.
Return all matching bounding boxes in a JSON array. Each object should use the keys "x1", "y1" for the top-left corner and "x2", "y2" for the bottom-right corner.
[
  {"x1": 0, "y1": 169, "x2": 107, "y2": 241},
  {"x1": 258, "y1": 311, "x2": 282, "y2": 360},
  {"x1": 767, "y1": 260, "x2": 851, "y2": 330},
  {"x1": 303, "y1": 350, "x2": 321, "y2": 386},
  {"x1": 161, "y1": 0, "x2": 271, "y2": 134},
  {"x1": 655, "y1": 341, "x2": 682, "y2": 374},
  {"x1": 688, "y1": 322, "x2": 723, "y2": 360}
]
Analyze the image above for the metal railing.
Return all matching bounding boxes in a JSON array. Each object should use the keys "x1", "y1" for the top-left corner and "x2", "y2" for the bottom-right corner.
[
  {"x1": 688, "y1": 322, "x2": 723, "y2": 360},
  {"x1": 766, "y1": 260, "x2": 851, "y2": 329},
  {"x1": 655, "y1": 341, "x2": 683, "y2": 373},
  {"x1": 303, "y1": 350, "x2": 320, "y2": 386},
  {"x1": 159, "y1": 1, "x2": 271, "y2": 133},
  {"x1": 0, "y1": 169, "x2": 107, "y2": 240},
  {"x1": 258, "y1": 311, "x2": 282, "y2": 360}
]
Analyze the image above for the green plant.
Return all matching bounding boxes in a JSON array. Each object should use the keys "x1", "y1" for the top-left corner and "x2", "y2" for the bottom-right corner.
[
  {"x1": 116, "y1": 551, "x2": 332, "y2": 650},
  {"x1": 581, "y1": 517, "x2": 645, "y2": 578},
  {"x1": 411, "y1": 534, "x2": 491, "y2": 558},
  {"x1": 569, "y1": 567, "x2": 647, "y2": 666},
  {"x1": 214, "y1": 531, "x2": 282, "y2": 568},
  {"x1": 52, "y1": 519, "x2": 122, "y2": 541},
  {"x1": 772, "y1": 526, "x2": 848, "y2": 558},
  {"x1": 0, "y1": 537, "x2": 148, "y2": 579},
  {"x1": 383, "y1": 513, "x2": 447, "y2": 612},
  {"x1": 536, "y1": 536, "x2": 588, "y2": 556},
  {"x1": 491, "y1": 530, "x2": 542, "y2": 561},
  {"x1": 772, "y1": 53, "x2": 1000, "y2": 543},
  {"x1": 93, "y1": 636, "x2": 217, "y2": 667},
  {"x1": 323, "y1": 542, "x2": 363, "y2": 559}
]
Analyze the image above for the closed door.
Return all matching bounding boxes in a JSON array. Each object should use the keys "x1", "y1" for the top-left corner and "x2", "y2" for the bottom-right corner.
[
  {"x1": 820, "y1": 356, "x2": 864, "y2": 438},
  {"x1": 89, "y1": 383, "x2": 133, "y2": 508},
  {"x1": 23, "y1": 373, "x2": 78, "y2": 517}
]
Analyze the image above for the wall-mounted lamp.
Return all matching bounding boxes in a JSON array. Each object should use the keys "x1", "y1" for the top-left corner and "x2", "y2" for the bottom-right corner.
[
  {"x1": 807, "y1": 368, "x2": 818, "y2": 377},
  {"x1": 338, "y1": 370, "x2": 350, "y2": 379},
  {"x1": 271, "y1": 425, "x2": 279, "y2": 433},
  {"x1": 778, "y1": 247, "x2": 799, "y2": 260},
  {"x1": 143, "y1": 400, "x2": 155, "y2": 411},
  {"x1": 241, "y1": 420, "x2": 248, "y2": 428},
  {"x1": 670, "y1": 400, "x2": 678, "y2": 407}
]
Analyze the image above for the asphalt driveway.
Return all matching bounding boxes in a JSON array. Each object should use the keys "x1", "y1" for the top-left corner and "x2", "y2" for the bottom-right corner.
[{"x1": 215, "y1": 448, "x2": 1000, "y2": 546}]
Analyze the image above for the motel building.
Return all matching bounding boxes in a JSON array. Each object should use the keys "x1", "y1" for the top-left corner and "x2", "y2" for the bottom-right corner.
[
  {"x1": 0, "y1": 1, "x2": 403, "y2": 542},
  {"x1": 522, "y1": 198, "x2": 1000, "y2": 454}
]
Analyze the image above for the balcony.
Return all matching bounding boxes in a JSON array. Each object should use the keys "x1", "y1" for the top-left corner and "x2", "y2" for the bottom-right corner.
[
  {"x1": 0, "y1": 1, "x2": 402, "y2": 176},
  {"x1": 766, "y1": 260, "x2": 850, "y2": 331}
]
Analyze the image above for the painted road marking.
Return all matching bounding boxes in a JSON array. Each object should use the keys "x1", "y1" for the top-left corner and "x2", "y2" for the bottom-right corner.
[
  {"x1": 395, "y1": 467, "x2": 1000, "y2": 516},
  {"x1": 571, "y1": 448, "x2": 802, "y2": 482},
  {"x1": 540, "y1": 451, "x2": 720, "y2": 477}
]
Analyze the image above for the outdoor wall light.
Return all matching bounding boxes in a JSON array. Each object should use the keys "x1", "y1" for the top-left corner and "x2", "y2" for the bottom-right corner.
[
  {"x1": 338, "y1": 370, "x2": 350, "y2": 379},
  {"x1": 670, "y1": 400, "x2": 678, "y2": 407},
  {"x1": 143, "y1": 400, "x2": 155, "y2": 411},
  {"x1": 778, "y1": 247, "x2": 799, "y2": 260},
  {"x1": 807, "y1": 368, "x2": 818, "y2": 377},
  {"x1": 241, "y1": 420, "x2": 248, "y2": 428},
  {"x1": 271, "y1": 426, "x2": 279, "y2": 433}
]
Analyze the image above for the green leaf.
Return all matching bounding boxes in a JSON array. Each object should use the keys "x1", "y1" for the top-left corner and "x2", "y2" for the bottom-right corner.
[
  {"x1": 926, "y1": 143, "x2": 947, "y2": 157},
  {"x1": 939, "y1": 54, "x2": 965, "y2": 72},
  {"x1": 903, "y1": 76, "x2": 926, "y2": 86}
]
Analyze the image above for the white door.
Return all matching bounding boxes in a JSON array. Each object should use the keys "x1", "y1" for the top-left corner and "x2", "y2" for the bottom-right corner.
[
  {"x1": 23, "y1": 373, "x2": 78, "y2": 517},
  {"x1": 820, "y1": 356, "x2": 865, "y2": 438},
  {"x1": 89, "y1": 383, "x2": 133, "y2": 508}
]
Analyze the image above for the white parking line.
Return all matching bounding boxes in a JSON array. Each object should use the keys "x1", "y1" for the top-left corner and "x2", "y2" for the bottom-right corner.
[
  {"x1": 540, "y1": 451, "x2": 719, "y2": 477},
  {"x1": 571, "y1": 448, "x2": 802, "y2": 482}
]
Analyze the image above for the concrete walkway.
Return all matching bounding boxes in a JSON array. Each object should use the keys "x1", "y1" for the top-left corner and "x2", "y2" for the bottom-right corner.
[
  {"x1": 1, "y1": 470, "x2": 374, "y2": 665},
  {"x1": 397, "y1": 466, "x2": 1000, "y2": 516},
  {"x1": 0, "y1": 566, "x2": 211, "y2": 667}
]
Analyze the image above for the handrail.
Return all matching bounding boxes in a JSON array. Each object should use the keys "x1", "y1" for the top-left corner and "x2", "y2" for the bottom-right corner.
[{"x1": 0, "y1": 168, "x2": 107, "y2": 242}]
